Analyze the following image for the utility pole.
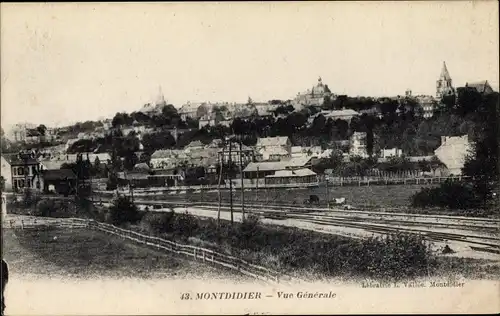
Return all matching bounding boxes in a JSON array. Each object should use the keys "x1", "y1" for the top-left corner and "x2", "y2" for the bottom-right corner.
[
  {"x1": 255, "y1": 167, "x2": 259, "y2": 203},
  {"x1": 239, "y1": 139, "x2": 245, "y2": 220},
  {"x1": 228, "y1": 141, "x2": 233, "y2": 225},
  {"x1": 19, "y1": 151, "x2": 31, "y2": 195},
  {"x1": 326, "y1": 176, "x2": 330, "y2": 209},
  {"x1": 217, "y1": 145, "x2": 224, "y2": 228}
]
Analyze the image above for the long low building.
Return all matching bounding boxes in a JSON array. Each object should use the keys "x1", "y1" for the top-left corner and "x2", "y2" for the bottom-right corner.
[
  {"x1": 243, "y1": 156, "x2": 314, "y2": 178},
  {"x1": 264, "y1": 168, "x2": 318, "y2": 186}
]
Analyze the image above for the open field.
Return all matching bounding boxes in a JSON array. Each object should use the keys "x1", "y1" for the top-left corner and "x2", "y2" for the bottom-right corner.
[
  {"x1": 2, "y1": 225, "x2": 253, "y2": 282},
  {"x1": 95, "y1": 184, "x2": 436, "y2": 208}
]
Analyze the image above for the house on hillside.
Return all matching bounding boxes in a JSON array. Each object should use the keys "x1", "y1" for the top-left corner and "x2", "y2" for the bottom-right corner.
[
  {"x1": 434, "y1": 135, "x2": 472, "y2": 175},
  {"x1": 9, "y1": 155, "x2": 43, "y2": 192},
  {"x1": 256, "y1": 136, "x2": 292, "y2": 153},
  {"x1": 254, "y1": 102, "x2": 277, "y2": 117},
  {"x1": 464, "y1": 80, "x2": 495, "y2": 95},
  {"x1": 291, "y1": 146, "x2": 323, "y2": 159},
  {"x1": 184, "y1": 140, "x2": 205, "y2": 153},
  {"x1": 349, "y1": 132, "x2": 369, "y2": 158},
  {"x1": 150, "y1": 149, "x2": 186, "y2": 169},
  {"x1": 259, "y1": 147, "x2": 291, "y2": 161},
  {"x1": 321, "y1": 109, "x2": 360, "y2": 123}
]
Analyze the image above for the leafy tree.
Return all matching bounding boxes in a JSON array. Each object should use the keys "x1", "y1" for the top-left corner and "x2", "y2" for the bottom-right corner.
[
  {"x1": 462, "y1": 92, "x2": 499, "y2": 206},
  {"x1": 112, "y1": 112, "x2": 133, "y2": 127},
  {"x1": 36, "y1": 124, "x2": 47, "y2": 136},
  {"x1": 108, "y1": 196, "x2": 141, "y2": 225}
]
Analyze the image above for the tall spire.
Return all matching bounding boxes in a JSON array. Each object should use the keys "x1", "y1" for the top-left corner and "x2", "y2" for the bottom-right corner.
[
  {"x1": 156, "y1": 85, "x2": 166, "y2": 105},
  {"x1": 440, "y1": 61, "x2": 451, "y2": 80}
]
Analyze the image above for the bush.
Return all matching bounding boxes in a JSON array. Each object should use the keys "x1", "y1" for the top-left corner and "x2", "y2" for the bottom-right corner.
[
  {"x1": 171, "y1": 211, "x2": 199, "y2": 239},
  {"x1": 357, "y1": 233, "x2": 433, "y2": 280},
  {"x1": 23, "y1": 189, "x2": 41, "y2": 208},
  {"x1": 107, "y1": 196, "x2": 141, "y2": 226},
  {"x1": 237, "y1": 214, "x2": 261, "y2": 248},
  {"x1": 411, "y1": 180, "x2": 479, "y2": 209},
  {"x1": 140, "y1": 211, "x2": 175, "y2": 234},
  {"x1": 34, "y1": 199, "x2": 56, "y2": 217}
]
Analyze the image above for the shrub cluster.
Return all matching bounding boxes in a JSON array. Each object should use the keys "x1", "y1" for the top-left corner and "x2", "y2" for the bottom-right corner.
[
  {"x1": 107, "y1": 196, "x2": 142, "y2": 226},
  {"x1": 411, "y1": 180, "x2": 479, "y2": 209},
  {"x1": 136, "y1": 211, "x2": 434, "y2": 280},
  {"x1": 139, "y1": 210, "x2": 199, "y2": 241}
]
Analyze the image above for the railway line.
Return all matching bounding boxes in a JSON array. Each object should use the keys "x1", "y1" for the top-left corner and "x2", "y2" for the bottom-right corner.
[{"x1": 94, "y1": 196, "x2": 500, "y2": 256}]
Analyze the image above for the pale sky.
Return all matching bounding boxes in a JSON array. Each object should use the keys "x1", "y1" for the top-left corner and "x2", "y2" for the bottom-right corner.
[{"x1": 1, "y1": 2, "x2": 498, "y2": 130}]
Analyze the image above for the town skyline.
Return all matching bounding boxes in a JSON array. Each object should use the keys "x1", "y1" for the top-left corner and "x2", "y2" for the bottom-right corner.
[{"x1": 1, "y1": 2, "x2": 499, "y2": 129}]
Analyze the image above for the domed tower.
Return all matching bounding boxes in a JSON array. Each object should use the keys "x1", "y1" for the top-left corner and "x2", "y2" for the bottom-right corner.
[{"x1": 436, "y1": 61, "x2": 455, "y2": 99}]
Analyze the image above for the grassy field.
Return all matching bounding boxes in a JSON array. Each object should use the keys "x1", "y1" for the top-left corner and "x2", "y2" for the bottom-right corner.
[
  {"x1": 156, "y1": 184, "x2": 436, "y2": 208},
  {"x1": 2, "y1": 227, "x2": 252, "y2": 282}
]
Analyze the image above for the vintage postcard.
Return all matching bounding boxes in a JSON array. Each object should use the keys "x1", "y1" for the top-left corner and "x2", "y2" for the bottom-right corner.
[{"x1": 1, "y1": 1, "x2": 499, "y2": 315}]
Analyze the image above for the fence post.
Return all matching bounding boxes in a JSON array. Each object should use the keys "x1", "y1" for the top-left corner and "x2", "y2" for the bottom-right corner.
[
  {"x1": 21, "y1": 220, "x2": 24, "y2": 230},
  {"x1": 203, "y1": 251, "x2": 206, "y2": 263},
  {"x1": 194, "y1": 248, "x2": 197, "y2": 260}
]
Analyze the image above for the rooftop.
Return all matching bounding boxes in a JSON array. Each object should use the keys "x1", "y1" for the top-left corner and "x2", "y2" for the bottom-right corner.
[
  {"x1": 42, "y1": 169, "x2": 77, "y2": 181},
  {"x1": 266, "y1": 168, "x2": 317, "y2": 178},
  {"x1": 256, "y1": 136, "x2": 290, "y2": 147}
]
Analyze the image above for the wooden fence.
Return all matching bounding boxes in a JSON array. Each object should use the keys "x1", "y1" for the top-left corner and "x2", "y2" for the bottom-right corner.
[
  {"x1": 13, "y1": 217, "x2": 283, "y2": 284},
  {"x1": 5, "y1": 217, "x2": 88, "y2": 230},
  {"x1": 81, "y1": 219, "x2": 283, "y2": 284}
]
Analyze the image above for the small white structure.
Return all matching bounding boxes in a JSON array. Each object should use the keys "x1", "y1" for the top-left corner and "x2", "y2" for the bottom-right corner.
[
  {"x1": 349, "y1": 132, "x2": 369, "y2": 158},
  {"x1": 1, "y1": 192, "x2": 7, "y2": 216},
  {"x1": 434, "y1": 135, "x2": 472, "y2": 175},
  {"x1": 381, "y1": 148, "x2": 403, "y2": 158},
  {"x1": 1, "y1": 155, "x2": 13, "y2": 191}
]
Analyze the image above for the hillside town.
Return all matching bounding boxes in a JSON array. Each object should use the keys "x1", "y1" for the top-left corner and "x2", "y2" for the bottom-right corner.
[
  {"x1": 2, "y1": 4, "x2": 499, "y2": 315},
  {"x1": 0, "y1": 62, "x2": 495, "y2": 195}
]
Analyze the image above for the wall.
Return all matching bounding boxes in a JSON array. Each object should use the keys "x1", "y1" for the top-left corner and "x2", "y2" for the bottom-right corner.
[{"x1": 1, "y1": 157, "x2": 12, "y2": 191}]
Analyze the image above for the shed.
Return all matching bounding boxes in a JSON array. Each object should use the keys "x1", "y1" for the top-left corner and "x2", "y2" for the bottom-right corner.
[{"x1": 264, "y1": 168, "x2": 318, "y2": 185}]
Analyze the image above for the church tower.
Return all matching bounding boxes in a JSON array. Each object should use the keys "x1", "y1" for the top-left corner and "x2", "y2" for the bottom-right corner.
[
  {"x1": 436, "y1": 61, "x2": 455, "y2": 99},
  {"x1": 155, "y1": 85, "x2": 166, "y2": 106}
]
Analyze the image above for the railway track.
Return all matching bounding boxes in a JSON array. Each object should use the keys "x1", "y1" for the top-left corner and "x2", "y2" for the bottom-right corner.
[
  {"x1": 96, "y1": 197, "x2": 500, "y2": 225},
  {"x1": 78, "y1": 195, "x2": 500, "y2": 255}
]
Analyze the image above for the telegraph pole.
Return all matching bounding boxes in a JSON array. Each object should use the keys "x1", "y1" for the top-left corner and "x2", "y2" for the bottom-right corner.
[
  {"x1": 228, "y1": 141, "x2": 233, "y2": 225},
  {"x1": 326, "y1": 176, "x2": 330, "y2": 209},
  {"x1": 217, "y1": 144, "x2": 224, "y2": 228},
  {"x1": 255, "y1": 166, "x2": 259, "y2": 202},
  {"x1": 19, "y1": 150, "x2": 31, "y2": 195},
  {"x1": 239, "y1": 139, "x2": 245, "y2": 220}
]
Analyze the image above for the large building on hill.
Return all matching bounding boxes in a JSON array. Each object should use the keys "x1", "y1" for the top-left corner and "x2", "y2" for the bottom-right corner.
[
  {"x1": 139, "y1": 86, "x2": 168, "y2": 115},
  {"x1": 464, "y1": 80, "x2": 495, "y2": 95},
  {"x1": 293, "y1": 77, "x2": 334, "y2": 108},
  {"x1": 178, "y1": 102, "x2": 214, "y2": 121},
  {"x1": 436, "y1": 61, "x2": 455, "y2": 99}
]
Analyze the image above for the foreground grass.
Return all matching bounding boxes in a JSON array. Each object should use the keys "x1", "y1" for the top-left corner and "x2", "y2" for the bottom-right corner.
[
  {"x1": 135, "y1": 212, "x2": 500, "y2": 282},
  {"x1": 3, "y1": 227, "x2": 252, "y2": 282}
]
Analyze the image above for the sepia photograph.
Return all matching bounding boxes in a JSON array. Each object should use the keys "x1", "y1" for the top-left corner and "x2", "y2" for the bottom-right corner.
[{"x1": 1, "y1": 1, "x2": 499, "y2": 315}]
